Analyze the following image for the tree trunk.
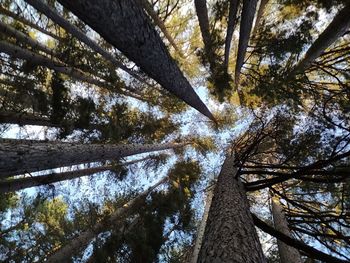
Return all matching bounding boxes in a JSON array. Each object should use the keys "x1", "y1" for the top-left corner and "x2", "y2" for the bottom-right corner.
[
  {"x1": 292, "y1": 3, "x2": 350, "y2": 74},
  {"x1": 56, "y1": 0, "x2": 215, "y2": 121},
  {"x1": 197, "y1": 156, "x2": 266, "y2": 262},
  {"x1": 235, "y1": 0, "x2": 258, "y2": 84},
  {"x1": 194, "y1": 0, "x2": 215, "y2": 67},
  {"x1": 0, "y1": 6, "x2": 63, "y2": 41},
  {"x1": 224, "y1": 0, "x2": 240, "y2": 71},
  {"x1": 0, "y1": 111, "x2": 56, "y2": 127},
  {"x1": 0, "y1": 156, "x2": 151, "y2": 193},
  {"x1": 140, "y1": 0, "x2": 182, "y2": 55},
  {"x1": 46, "y1": 176, "x2": 167, "y2": 263},
  {"x1": 251, "y1": 0, "x2": 269, "y2": 37},
  {"x1": 0, "y1": 139, "x2": 186, "y2": 177},
  {"x1": 191, "y1": 185, "x2": 214, "y2": 263},
  {"x1": 0, "y1": 20, "x2": 56, "y2": 56},
  {"x1": 271, "y1": 197, "x2": 303, "y2": 263},
  {"x1": 23, "y1": 0, "x2": 146, "y2": 84}
]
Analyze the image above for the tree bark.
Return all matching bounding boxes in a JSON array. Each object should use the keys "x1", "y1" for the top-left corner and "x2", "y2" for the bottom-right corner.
[
  {"x1": 197, "y1": 156, "x2": 266, "y2": 263},
  {"x1": 0, "y1": 139, "x2": 186, "y2": 177},
  {"x1": 235, "y1": 0, "x2": 258, "y2": 84},
  {"x1": 140, "y1": 0, "x2": 182, "y2": 55},
  {"x1": 0, "y1": 6, "x2": 63, "y2": 41},
  {"x1": 56, "y1": 0, "x2": 215, "y2": 121},
  {"x1": 251, "y1": 0, "x2": 269, "y2": 37},
  {"x1": 23, "y1": 0, "x2": 146, "y2": 84},
  {"x1": 0, "y1": 156, "x2": 151, "y2": 193},
  {"x1": 46, "y1": 176, "x2": 167, "y2": 263},
  {"x1": 224, "y1": 0, "x2": 240, "y2": 71},
  {"x1": 292, "y1": 2, "x2": 350, "y2": 74},
  {"x1": 0, "y1": 111, "x2": 56, "y2": 127},
  {"x1": 271, "y1": 197, "x2": 303, "y2": 263},
  {"x1": 191, "y1": 185, "x2": 214, "y2": 263}
]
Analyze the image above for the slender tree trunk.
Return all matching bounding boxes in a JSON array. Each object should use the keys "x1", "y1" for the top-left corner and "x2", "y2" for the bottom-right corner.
[
  {"x1": 0, "y1": 139, "x2": 186, "y2": 177},
  {"x1": 271, "y1": 197, "x2": 303, "y2": 263},
  {"x1": 0, "y1": 6, "x2": 63, "y2": 41},
  {"x1": 194, "y1": 0, "x2": 215, "y2": 67},
  {"x1": 235, "y1": 0, "x2": 258, "y2": 84},
  {"x1": 0, "y1": 20, "x2": 56, "y2": 56},
  {"x1": 0, "y1": 156, "x2": 151, "y2": 193},
  {"x1": 0, "y1": 111, "x2": 55, "y2": 127},
  {"x1": 191, "y1": 185, "x2": 214, "y2": 263},
  {"x1": 46, "y1": 176, "x2": 168, "y2": 263},
  {"x1": 224, "y1": 0, "x2": 240, "y2": 71},
  {"x1": 23, "y1": 0, "x2": 146, "y2": 84},
  {"x1": 198, "y1": 156, "x2": 266, "y2": 262},
  {"x1": 251, "y1": 0, "x2": 269, "y2": 37},
  {"x1": 140, "y1": 0, "x2": 182, "y2": 55},
  {"x1": 57, "y1": 0, "x2": 215, "y2": 121},
  {"x1": 292, "y1": 3, "x2": 350, "y2": 74}
]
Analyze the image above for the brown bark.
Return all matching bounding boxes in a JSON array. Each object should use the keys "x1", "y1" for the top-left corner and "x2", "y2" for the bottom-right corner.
[
  {"x1": 197, "y1": 156, "x2": 266, "y2": 263},
  {"x1": 292, "y1": 3, "x2": 350, "y2": 74},
  {"x1": 271, "y1": 197, "x2": 303, "y2": 263},
  {"x1": 56, "y1": 0, "x2": 215, "y2": 121},
  {"x1": 0, "y1": 139, "x2": 186, "y2": 177},
  {"x1": 235, "y1": 0, "x2": 258, "y2": 84},
  {"x1": 46, "y1": 176, "x2": 167, "y2": 262}
]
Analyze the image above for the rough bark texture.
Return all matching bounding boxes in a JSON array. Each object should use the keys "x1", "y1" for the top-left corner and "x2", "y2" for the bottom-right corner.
[
  {"x1": 235, "y1": 0, "x2": 258, "y2": 84},
  {"x1": 197, "y1": 156, "x2": 266, "y2": 263},
  {"x1": 0, "y1": 139, "x2": 184, "y2": 177},
  {"x1": 292, "y1": 2, "x2": 350, "y2": 74},
  {"x1": 46, "y1": 176, "x2": 167, "y2": 263},
  {"x1": 57, "y1": 0, "x2": 215, "y2": 121},
  {"x1": 191, "y1": 185, "x2": 214, "y2": 263},
  {"x1": 224, "y1": 0, "x2": 240, "y2": 71},
  {"x1": 23, "y1": 0, "x2": 145, "y2": 83},
  {"x1": 271, "y1": 198, "x2": 303, "y2": 263}
]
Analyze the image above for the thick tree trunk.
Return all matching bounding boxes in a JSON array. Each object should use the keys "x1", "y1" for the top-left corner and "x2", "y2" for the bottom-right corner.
[
  {"x1": 271, "y1": 197, "x2": 303, "y2": 263},
  {"x1": 191, "y1": 185, "x2": 214, "y2": 263},
  {"x1": 0, "y1": 6, "x2": 63, "y2": 41},
  {"x1": 46, "y1": 176, "x2": 167, "y2": 263},
  {"x1": 197, "y1": 156, "x2": 266, "y2": 262},
  {"x1": 0, "y1": 156, "x2": 151, "y2": 193},
  {"x1": 23, "y1": 0, "x2": 145, "y2": 84},
  {"x1": 57, "y1": 0, "x2": 215, "y2": 121},
  {"x1": 224, "y1": 0, "x2": 240, "y2": 71},
  {"x1": 235, "y1": 0, "x2": 258, "y2": 84},
  {"x1": 292, "y1": 3, "x2": 350, "y2": 74},
  {"x1": 0, "y1": 139, "x2": 186, "y2": 177}
]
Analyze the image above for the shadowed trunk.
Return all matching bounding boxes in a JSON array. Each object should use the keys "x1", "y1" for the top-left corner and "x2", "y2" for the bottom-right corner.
[
  {"x1": 197, "y1": 156, "x2": 266, "y2": 262},
  {"x1": 46, "y1": 176, "x2": 167, "y2": 263},
  {"x1": 271, "y1": 197, "x2": 303, "y2": 263},
  {"x1": 235, "y1": 0, "x2": 258, "y2": 84},
  {"x1": 292, "y1": 2, "x2": 350, "y2": 74},
  {"x1": 0, "y1": 139, "x2": 186, "y2": 177},
  {"x1": 57, "y1": 0, "x2": 215, "y2": 121},
  {"x1": 23, "y1": 0, "x2": 146, "y2": 83},
  {"x1": 224, "y1": 0, "x2": 240, "y2": 71}
]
